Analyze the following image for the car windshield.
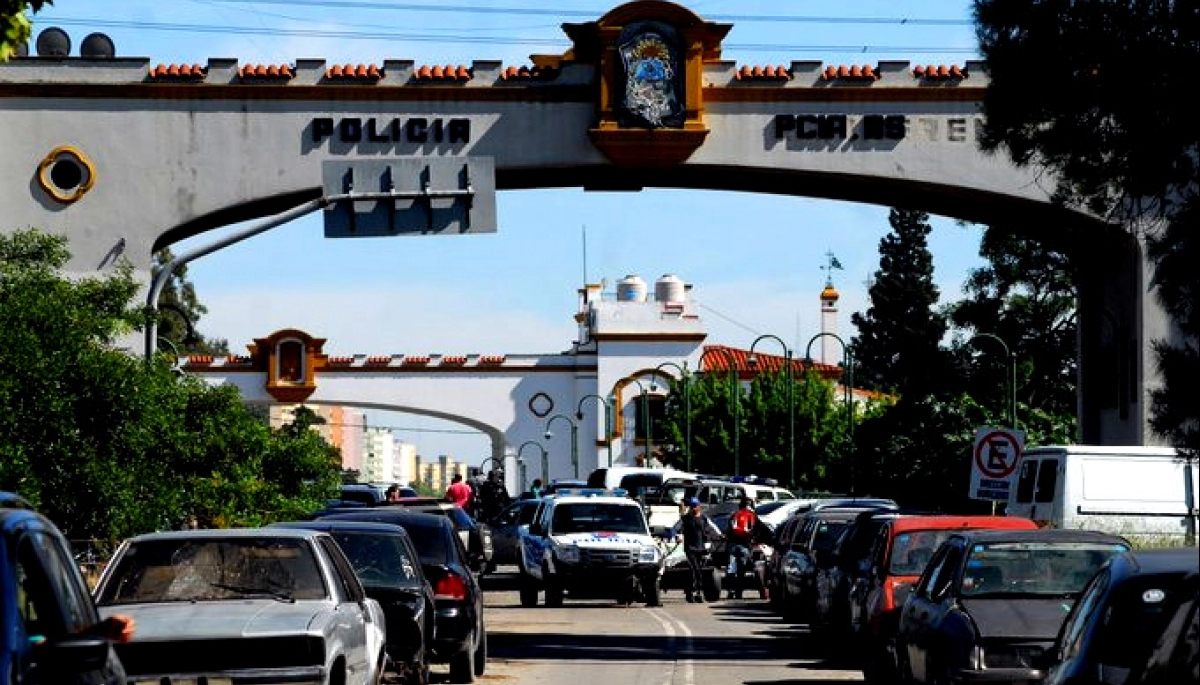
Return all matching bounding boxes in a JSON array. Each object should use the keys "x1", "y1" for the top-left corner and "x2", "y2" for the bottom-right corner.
[
  {"x1": 889, "y1": 530, "x2": 958, "y2": 576},
  {"x1": 330, "y1": 531, "x2": 423, "y2": 589},
  {"x1": 96, "y1": 537, "x2": 327, "y2": 604},
  {"x1": 552, "y1": 503, "x2": 648, "y2": 534},
  {"x1": 960, "y1": 541, "x2": 1127, "y2": 597}
]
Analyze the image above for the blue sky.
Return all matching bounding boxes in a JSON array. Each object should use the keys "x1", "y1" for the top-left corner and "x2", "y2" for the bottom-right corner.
[{"x1": 31, "y1": 1, "x2": 985, "y2": 465}]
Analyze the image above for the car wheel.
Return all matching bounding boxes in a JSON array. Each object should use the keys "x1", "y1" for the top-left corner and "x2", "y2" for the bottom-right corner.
[
  {"x1": 473, "y1": 628, "x2": 487, "y2": 676},
  {"x1": 519, "y1": 575, "x2": 539, "y2": 607},
  {"x1": 448, "y1": 643, "x2": 476, "y2": 684},
  {"x1": 702, "y1": 569, "x2": 722, "y2": 602},
  {"x1": 543, "y1": 566, "x2": 564, "y2": 607},
  {"x1": 644, "y1": 576, "x2": 662, "y2": 606}
]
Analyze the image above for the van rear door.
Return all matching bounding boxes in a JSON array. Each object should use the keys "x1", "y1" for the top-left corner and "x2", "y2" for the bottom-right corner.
[{"x1": 1008, "y1": 454, "x2": 1063, "y2": 526}]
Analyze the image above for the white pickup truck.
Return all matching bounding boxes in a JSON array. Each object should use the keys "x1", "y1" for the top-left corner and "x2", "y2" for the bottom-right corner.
[{"x1": 517, "y1": 489, "x2": 665, "y2": 607}]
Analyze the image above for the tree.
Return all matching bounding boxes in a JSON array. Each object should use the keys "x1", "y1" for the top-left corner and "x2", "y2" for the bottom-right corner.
[
  {"x1": 851, "y1": 208, "x2": 949, "y2": 397},
  {"x1": 973, "y1": 0, "x2": 1200, "y2": 455},
  {"x1": 0, "y1": 228, "x2": 340, "y2": 542},
  {"x1": 152, "y1": 248, "x2": 230, "y2": 356},
  {"x1": 945, "y1": 225, "x2": 1079, "y2": 444},
  {"x1": 1, "y1": 1, "x2": 47, "y2": 61}
]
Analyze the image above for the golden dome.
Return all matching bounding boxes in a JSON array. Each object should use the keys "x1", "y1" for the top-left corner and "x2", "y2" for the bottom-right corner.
[{"x1": 820, "y1": 283, "x2": 840, "y2": 301}]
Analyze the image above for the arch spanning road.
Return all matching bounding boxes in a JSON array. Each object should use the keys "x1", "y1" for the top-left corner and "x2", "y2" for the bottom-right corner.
[{"x1": 0, "y1": 0, "x2": 1171, "y2": 446}]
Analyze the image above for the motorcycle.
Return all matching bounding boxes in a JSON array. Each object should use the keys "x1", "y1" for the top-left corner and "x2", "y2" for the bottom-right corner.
[
  {"x1": 725, "y1": 540, "x2": 772, "y2": 599},
  {"x1": 654, "y1": 527, "x2": 724, "y2": 602}
]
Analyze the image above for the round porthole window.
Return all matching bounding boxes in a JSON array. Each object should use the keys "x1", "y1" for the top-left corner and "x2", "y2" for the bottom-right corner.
[{"x1": 37, "y1": 146, "x2": 96, "y2": 203}]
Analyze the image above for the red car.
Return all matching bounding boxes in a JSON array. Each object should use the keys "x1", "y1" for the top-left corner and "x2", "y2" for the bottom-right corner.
[{"x1": 853, "y1": 514, "x2": 1038, "y2": 684}]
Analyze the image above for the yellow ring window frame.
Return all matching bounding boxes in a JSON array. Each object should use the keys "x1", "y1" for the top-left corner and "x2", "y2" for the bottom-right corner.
[{"x1": 37, "y1": 145, "x2": 96, "y2": 204}]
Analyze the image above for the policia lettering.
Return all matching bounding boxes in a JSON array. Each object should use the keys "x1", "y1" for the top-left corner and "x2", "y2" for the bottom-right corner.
[
  {"x1": 312, "y1": 117, "x2": 471, "y2": 144},
  {"x1": 774, "y1": 114, "x2": 905, "y2": 141}
]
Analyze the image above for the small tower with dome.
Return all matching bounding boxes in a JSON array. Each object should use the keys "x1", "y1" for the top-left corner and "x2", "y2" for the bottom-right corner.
[{"x1": 819, "y1": 251, "x2": 843, "y2": 365}]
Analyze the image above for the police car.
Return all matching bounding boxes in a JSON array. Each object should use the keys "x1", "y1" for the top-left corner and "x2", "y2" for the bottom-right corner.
[{"x1": 517, "y1": 489, "x2": 664, "y2": 607}]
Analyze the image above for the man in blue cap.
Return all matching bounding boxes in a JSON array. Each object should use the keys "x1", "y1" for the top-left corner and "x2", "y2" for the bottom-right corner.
[{"x1": 676, "y1": 497, "x2": 724, "y2": 603}]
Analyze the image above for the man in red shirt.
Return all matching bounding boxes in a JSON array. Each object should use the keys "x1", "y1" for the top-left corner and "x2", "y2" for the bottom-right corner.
[
  {"x1": 445, "y1": 473, "x2": 473, "y2": 512},
  {"x1": 726, "y1": 497, "x2": 758, "y2": 599}
]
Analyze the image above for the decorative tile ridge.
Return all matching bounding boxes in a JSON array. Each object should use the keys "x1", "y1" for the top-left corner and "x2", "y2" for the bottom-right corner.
[
  {"x1": 181, "y1": 354, "x2": 213, "y2": 366},
  {"x1": 364, "y1": 355, "x2": 394, "y2": 365},
  {"x1": 224, "y1": 355, "x2": 252, "y2": 364},
  {"x1": 403, "y1": 355, "x2": 431, "y2": 365},
  {"x1": 324, "y1": 63, "x2": 383, "y2": 82},
  {"x1": 820, "y1": 64, "x2": 879, "y2": 82},
  {"x1": 440, "y1": 355, "x2": 468, "y2": 365},
  {"x1": 734, "y1": 64, "x2": 792, "y2": 81},
  {"x1": 238, "y1": 63, "x2": 295, "y2": 81},
  {"x1": 912, "y1": 64, "x2": 969, "y2": 80},
  {"x1": 327, "y1": 355, "x2": 355, "y2": 365},
  {"x1": 479, "y1": 355, "x2": 507, "y2": 364},
  {"x1": 148, "y1": 63, "x2": 208, "y2": 81},
  {"x1": 499, "y1": 64, "x2": 561, "y2": 82},
  {"x1": 411, "y1": 64, "x2": 472, "y2": 82}
]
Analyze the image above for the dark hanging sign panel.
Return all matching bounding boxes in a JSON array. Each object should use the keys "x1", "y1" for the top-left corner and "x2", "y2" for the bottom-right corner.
[{"x1": 322, "y1": 157, "x2": 496, "y2": 237}]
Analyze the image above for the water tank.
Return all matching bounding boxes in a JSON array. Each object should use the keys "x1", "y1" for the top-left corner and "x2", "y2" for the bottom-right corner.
[
  {"x1": 616, "y1": 274, "x2": 648, "y2": 302},
  {"x1": 655, "y1": 274, "x2": 686, "y2": 303}
]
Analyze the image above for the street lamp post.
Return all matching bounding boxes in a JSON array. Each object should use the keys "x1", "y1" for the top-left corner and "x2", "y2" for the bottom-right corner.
[
  {"x1": 969, "y1": 333, "x2": 1017, "y2": 429},
  {"x1": 748, "y1": 335, "x2": 794, "y2": 489},
  {"x1": 652, "y1": 361, "x2": 691, "y2": 472},
  {"x1": 803, "y1": 332, "x2": 855, "y2": 494},
  {"x1": 625, "y1": 378, "x2": 652, "y2": 466},
  {"x1": 708, "y1": 348, "x2": 741, "y2": 476},
  {"x1": 516, "y1": 440, "x2": 548, "y2": 488},
  {"x1": 544, "y1": 414, "x2": 580, "y2": 479},
  {"x1": 576, "y1": 394, "x2": 614, "y2": 468}
]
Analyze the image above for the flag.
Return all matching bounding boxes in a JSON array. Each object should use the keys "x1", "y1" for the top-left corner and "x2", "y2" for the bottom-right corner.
[{"x1": 830, "y1": 256, "x2": 844, "y2": 270}]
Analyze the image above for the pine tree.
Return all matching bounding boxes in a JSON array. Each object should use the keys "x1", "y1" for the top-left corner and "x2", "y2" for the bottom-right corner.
[{"x1": 850, "y1": 208, "x2": 948, "y2": 398}]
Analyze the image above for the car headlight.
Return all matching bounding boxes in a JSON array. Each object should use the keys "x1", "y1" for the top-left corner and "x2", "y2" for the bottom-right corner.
[
  {"x1": 639, "y1": 545, "x2": 661, "y2": 563},
  {"x1": 557, "y1": 545, "x2": 580, "y2": 564},
  {"x1": 969, "y1": 644, "x2": 985, "y2": 670}
]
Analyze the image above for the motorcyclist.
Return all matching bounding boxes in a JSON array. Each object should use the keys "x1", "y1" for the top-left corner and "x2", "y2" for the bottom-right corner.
[
  {"x1": 725, "y1": 497, "x2": 757, "y2": 599},
  {"x1": 676, "y1": 497, "x2": 724, "y2": 603}
]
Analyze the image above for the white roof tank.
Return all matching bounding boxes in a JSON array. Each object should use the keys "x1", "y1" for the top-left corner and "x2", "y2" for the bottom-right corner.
[
  {"x1": 655, "y1": 274, "x2": 686, "y2": 303},
  {"x1": 616, "y1": 274, "x2": 648, "y2": 302}
]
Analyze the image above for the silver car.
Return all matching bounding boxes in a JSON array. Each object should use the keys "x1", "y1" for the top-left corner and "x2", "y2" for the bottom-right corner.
[{"x1": 92, "y1": 527, "x2": 386, "y2": 685}]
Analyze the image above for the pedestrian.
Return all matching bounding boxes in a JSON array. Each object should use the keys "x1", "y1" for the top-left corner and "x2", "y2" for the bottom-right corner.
[
  {"x1": 480, "y1": 469, "x2": 512, "y2": 520},
  {"x1": 726, "y1": 497, "x2": 758, "y2": 599},
  {"x1": 677, "y1": 497, "x2": 723, "y2": 603},
  {"x1": 530, "y1": 478, "x2": 544, "y2": 498},
  {"x1": 445, "y1": 473, "x2": 473, "y2": 511},
  {"x1": 385, "y1": 484, "x2": 402, "y2": 502}
]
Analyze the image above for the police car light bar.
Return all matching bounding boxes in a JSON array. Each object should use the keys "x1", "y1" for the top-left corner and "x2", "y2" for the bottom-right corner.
[{"x1": 551, "y1": 488, "x2": 629, "y2": 498}]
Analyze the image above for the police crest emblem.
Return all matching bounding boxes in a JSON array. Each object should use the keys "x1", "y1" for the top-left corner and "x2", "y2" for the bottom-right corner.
[{"x1": 617, "y1": 25, "x2": 684, "y2": 129}]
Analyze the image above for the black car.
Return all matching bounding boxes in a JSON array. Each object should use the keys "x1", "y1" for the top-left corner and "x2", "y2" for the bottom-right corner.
[
  {"x1": 1, "y1": 492, "x2": 128, "y2": 685},
  {"x1": 1130, "y1": 569, "x2": 1198, "y2": 685},
  {"x1": 896, "y1": 528, "x2": 1130, "y2": 685},
  {"x1": 378, "y1": 501, "x2": 495, "y2": 572},
  {"x1": 812, "y1": 508, "x2": 903, "y2": 636},
  {"x1": 270, "y1": 520, "x2": 437, "y2": 685},
  {"x1": 484, "y1": 499, "x2": 540, "y2": 568},
  {"x1": 318, "y1": 509, "x2": 487, "y2": 684},
  {"x1": 1043, "y1": 547, "x2": 1199, "y2": 685}
]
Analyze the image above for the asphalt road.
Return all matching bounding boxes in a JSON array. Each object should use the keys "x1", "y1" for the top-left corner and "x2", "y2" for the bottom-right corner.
[{"x1": 422, "y1": 566, "x2": 865, "y2": 685}]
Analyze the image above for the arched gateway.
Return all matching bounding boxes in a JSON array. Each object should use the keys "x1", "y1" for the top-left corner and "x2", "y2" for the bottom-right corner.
[{"x1": 0, "y1": 1, "x2": 1173, "y2": 465}]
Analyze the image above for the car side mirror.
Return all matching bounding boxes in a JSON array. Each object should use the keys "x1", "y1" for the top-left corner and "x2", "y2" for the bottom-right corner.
[{"x1": 34, "y1": 636, "x2": 112, "y2": 674}]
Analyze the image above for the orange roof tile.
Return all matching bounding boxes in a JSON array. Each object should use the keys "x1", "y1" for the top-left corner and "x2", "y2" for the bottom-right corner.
[
  {"x1": 735, "y1": 64, "x2": 791, "y2": 81},
  {"x1": 411, "y1": 64, "x2": 471, "y2": 82},
  {"x1": 328, "y1": 356, "x2": 354, "y2": 365},
  {"x1": 148, "y1": 63, "x2": 207, "y2": 81},
  {"x1": 238, "y1": 63, "x2": 295, "y2": 80},
  {"x1": 403, "y1": 355, "x2": 431, "y2": 365},
  {"x1": 479, "y1": 355, "x2": 506, "y2": 364},
  {"x1": 913, "y1": 64, "x2": 969, "y2": 80},
  {"x1": 700, "y1": 344, "x2": 842, "y2": 380},
  {"x1": 821, "y1": 64, "x2": 879, "y2": 82},
  {"x1": 441, "y1": 355, "x2": 468, "y2": 365},
  {"x1": 365, "y1": 355, "x2": 393, "y2": 365},
  {"x1": 324, "y1": 63, "x2": 383, "y2": 81}
]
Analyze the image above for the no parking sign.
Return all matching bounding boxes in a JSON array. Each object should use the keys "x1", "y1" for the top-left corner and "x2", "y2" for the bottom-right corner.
[{"x1": 969, "y1": 427, "x2": 1024, "y2": 501}]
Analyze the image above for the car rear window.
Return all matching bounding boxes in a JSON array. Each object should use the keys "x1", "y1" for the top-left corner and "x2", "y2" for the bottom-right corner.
[
  {"x1": 889, "y1": 530, "x2": 956, "y2": 576},
  {"x1": 319, "y1": 513, "x2": 450, "y2": 565},
  {"x1": 329, "y1": 531, "x2": 423, "y2": 589}
]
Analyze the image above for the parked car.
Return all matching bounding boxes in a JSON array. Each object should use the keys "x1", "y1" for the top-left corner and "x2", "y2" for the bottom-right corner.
[
  {"x1": 896, "y1": 528, "x2": 1130, "y2": 685},
  {"x1": 1, "y1": 492, "x2": 128, "y2": 685},
  {"x1": 270, "y1": 520, "x2": 437, "y2": 685},
  {"x1": 380, "y1": 500, "x2": 495, "y2": 572},
  {"x1": 1130, "y1": 570, "x2": 1199, "y2": 685},
  {"x1": 773, "y1": 503, "x2": 899, "y2": 620},
  {"x1": 485, "y1": 499, "x2": 540, "y2": 567},
  {"x1": 812, "y1": 508, "x2": 904, "y2": 635},
  {"x1": 1042, "y1": 547, "x2": 1199, "y2": 685},
  {"x1": 92, "y1": 527, "x2": 387, "y2": 685},
  {"x1": 852, "y1": 514, "x2": 1039, "y2": 684},
  {"x1": 318, "y1": 509, "x2": 487, "y2": 683}
]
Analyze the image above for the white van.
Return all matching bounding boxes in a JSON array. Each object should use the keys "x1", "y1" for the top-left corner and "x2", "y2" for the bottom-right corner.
[
  {"x1": 585, "y1": 466, "x2": 700, "y2": 530},
  {"x1": 1006, "y1": 445, "x2": 1198, "y2": 544}
]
